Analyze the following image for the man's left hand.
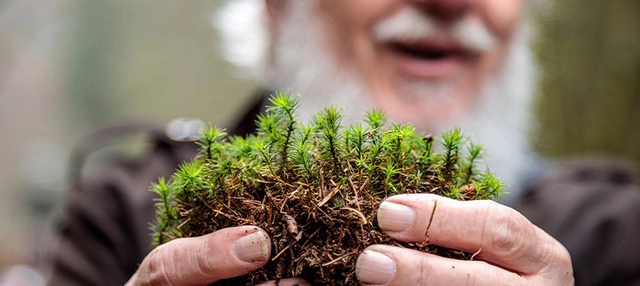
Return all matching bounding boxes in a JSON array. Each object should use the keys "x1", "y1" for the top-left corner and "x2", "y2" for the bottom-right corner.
[{"x1": 355, "y1": 194, "x2": 574, "y2": 285}]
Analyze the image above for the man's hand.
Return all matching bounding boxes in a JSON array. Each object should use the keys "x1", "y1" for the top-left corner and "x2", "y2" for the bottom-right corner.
[
  {"x1": 125, "y1": 225, "x2": 309, "y2": 286},
  {"x1": 356, "y1": 194, "x2": 574, "y2": 285}
]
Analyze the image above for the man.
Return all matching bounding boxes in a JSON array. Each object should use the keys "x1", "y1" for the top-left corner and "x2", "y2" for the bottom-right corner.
[{"x1": 48, "y1": 0, "x2": 579, "y2": 285}]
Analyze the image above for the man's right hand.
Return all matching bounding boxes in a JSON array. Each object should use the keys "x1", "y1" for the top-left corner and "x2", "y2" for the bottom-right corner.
[{"x1": 125, "y1": 225, "x2": 308, "y2": 286}]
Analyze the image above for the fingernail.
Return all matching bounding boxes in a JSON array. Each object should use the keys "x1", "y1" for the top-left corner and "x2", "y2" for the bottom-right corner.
[
  {"x1": 356, "y1": 250, "x2": 395, "y2": 285},
  {"x1": 377, "y1": 201, "x2": 415, "y2": 232},
  {"x1": 233, "y1": 230, "x2": 269, "y2": 262}
]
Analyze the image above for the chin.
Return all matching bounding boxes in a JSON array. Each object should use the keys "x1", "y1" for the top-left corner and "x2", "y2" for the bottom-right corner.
[{"x1": 373, "y1": 79, "x2": 468, "y2": 132}]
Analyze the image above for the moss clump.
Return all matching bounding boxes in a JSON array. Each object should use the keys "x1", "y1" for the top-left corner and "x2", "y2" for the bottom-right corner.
[{"x1": 151, "y1": 91, "x2": 504, "y2": 285}]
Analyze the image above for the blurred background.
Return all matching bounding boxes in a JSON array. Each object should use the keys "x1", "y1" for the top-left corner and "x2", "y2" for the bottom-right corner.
[
  {"x1": 0, "y1": 0, "x2": 258, "y2": 270},
  {"x1": 0, "y1": 0, "x2": 638, "y2": 274}
]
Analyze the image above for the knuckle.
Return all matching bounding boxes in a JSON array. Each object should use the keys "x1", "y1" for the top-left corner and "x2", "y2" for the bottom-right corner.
[
  {"x1": 138, "y1": 243, "x2": 179, "y2": 286},
  {"x1": 541, "y1": 241, "x2": 574, "y2": 281},
  {"x1": 416, "y1": 258, "x2": 432, "y2": 286},
  {"x1": 196, "y1": 239, "x2": 214, "y2": 276},
  {"x1": 555, "y1": 246, "x2": 573, "y2": 270},
  {"x1": 482, "y1": 201, "x2": 527, "y2": 255}
]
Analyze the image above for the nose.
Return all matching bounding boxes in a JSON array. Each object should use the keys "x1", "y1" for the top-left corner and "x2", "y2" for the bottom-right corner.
[{"x1": 411, "y1": 0, "x2": 473, "y2": 21}]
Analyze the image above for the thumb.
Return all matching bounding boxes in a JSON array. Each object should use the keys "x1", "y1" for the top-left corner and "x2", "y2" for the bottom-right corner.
[{"x1": 127, "y1": 226, "x2": 270, "y2": 286}]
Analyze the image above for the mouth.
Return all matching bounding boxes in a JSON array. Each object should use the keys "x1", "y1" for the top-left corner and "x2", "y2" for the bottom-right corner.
[{"x1": 385, "y1": 40, "x2": 470, "y2": 79}]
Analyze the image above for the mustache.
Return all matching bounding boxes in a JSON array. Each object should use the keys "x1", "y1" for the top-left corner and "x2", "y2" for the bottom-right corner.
[{"x1": 373, "y1": 8, "x2": 496, "y2": 53}]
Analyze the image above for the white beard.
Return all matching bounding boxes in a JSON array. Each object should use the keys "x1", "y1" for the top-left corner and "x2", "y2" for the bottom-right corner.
[
  {"x1": 449, "y1": 27, "x2": 537, "y2": 197},
  {"x1": 266, "y1": 1, "x2": 374, "y2": 126},
  {"x1": 266, "y1": 1, "x2": 536, "y2": 197}
]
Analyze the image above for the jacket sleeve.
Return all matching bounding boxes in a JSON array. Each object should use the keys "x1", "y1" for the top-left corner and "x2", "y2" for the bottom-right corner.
[
  {"x1": 47, "y1": 163, "x2": 148, "y2": 286},
  {"x1": 514, "y1": 158, "x2": 640, "y2": 286},
  {"x1": 45, "y1": 135, "x2": 198, "y2": 286}
]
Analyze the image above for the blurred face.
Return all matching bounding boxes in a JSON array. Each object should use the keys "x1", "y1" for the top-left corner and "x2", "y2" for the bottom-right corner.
[
  {"x1": 268, "y1": 0, "x2": 524, "y2": 127},
  {"x1": 313, "y1": 0, "x2": 524, "y2": 123},
  {"x1": 266, "y1": 0, "x2": 534, "y2": 190}
]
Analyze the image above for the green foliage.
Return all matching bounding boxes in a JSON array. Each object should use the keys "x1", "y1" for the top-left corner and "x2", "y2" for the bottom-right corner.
[
  {"x1": 534, "y1": 0, "x2": 640, "y2": 162},
  {"x1": 259, "y1": 91, "x2": 299, "y2": 175},
  {"x1": 440, "y1": 127, "x2": 464, "y2": 183},
  {"x1": 174, "y1": 161, "x2": 206, "y2": 192},
  {"x1": 474, "y1": 173, "x2": 506, "y2": 200},
  {"x1": 150, "y1": 177, "x2": 181, "y2": 245},
  {"x1": 314, "y1": 106, "x2": 344, "y2": 175},
  {"x1": 197, "y1": 126, "x2": 227, "y2": 160},
  {"x1": 151, "y1": 91, "x2": 504, "y2": 245}
]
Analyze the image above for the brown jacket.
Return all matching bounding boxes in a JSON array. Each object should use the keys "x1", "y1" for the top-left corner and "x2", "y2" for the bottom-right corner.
[
  {"x1": 46, "y1": 97, "x2": 640, "y2": 286},
  {"x1": 515, "y1": 158, "x2": 640, "y2": 285}
]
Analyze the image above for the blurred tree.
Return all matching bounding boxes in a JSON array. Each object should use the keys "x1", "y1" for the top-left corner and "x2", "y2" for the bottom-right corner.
[
  {"x1": 64, "y1": 0, "x2": 257, "y2": 135},
  {"x1": 534, "y1": 0, "x2": 640, "y2": 161},
  {"x1": 66, "y1": 0, "x2": 118, "y2": 130}
]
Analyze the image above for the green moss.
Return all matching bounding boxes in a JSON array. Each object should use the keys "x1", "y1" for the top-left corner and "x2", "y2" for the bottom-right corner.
[{"x1": 150, "y1": 91, "x2": 505, "y2": 285}]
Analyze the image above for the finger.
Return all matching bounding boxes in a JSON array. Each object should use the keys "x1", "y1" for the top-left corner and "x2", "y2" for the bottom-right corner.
[
  {"x1": 376, "y1": 194, "x2": 572, "y2": 275},
  {"x1": 127, "y1": 226, "x2": 270, "y2": 286},
  {"x1": 356, "y1": 245, "x2": 527, "y2": 286},
  {"x1": 255, "y1": 278, "x2": 311, "y2": 286}
]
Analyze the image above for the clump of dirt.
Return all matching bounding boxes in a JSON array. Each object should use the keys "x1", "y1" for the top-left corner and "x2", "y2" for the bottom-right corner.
[{"x1": 151, "y1": 92, "x2": 504, "y2": 285}]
